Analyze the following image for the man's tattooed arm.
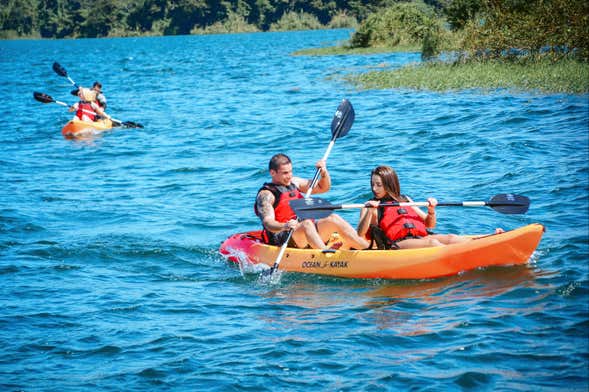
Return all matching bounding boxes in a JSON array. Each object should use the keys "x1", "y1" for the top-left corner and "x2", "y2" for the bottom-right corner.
[{"x1": 256, "y1": 190, "x2": 283, "y2": 232}]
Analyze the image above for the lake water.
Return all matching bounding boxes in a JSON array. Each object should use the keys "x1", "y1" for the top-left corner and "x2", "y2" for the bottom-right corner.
[{"x1": 1, "y1": 29, "x2": 588, "y2": 391}]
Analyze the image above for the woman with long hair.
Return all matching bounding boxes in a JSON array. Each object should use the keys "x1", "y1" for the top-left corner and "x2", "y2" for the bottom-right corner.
[{"x1": 357, "y1": 165, "x2": 470, "y2": 249}]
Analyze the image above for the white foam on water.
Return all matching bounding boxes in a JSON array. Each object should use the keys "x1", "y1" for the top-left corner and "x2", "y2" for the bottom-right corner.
[
  {"x1": 222, "y1": 247, "x2": 285, "y2": 285},
  {"x1": 223, "y1": 247, "x2": 270, "y2": 276}
]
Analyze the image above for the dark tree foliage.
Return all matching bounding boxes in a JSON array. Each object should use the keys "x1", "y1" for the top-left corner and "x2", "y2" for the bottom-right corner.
[
  {"x1": 463, "y1": 0, "x2": 589, "y2": 61},
  {"x1": 2, "y1": 0, "x2": 419, "y2": 37},
  {"x1": 1, "y1": 0, "x2": 374, "y2": 37},
  {"x1": 441, "y1": 0, "x2": 483, "y2": 30},
  {"x1": 1, "y1": 0, "x2": 587, "y2": 63}
]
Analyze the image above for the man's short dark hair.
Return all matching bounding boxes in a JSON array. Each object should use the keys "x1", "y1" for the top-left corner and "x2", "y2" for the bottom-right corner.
[{"x1": 269, "y1": 153, "x2": 291, "y2": 171}]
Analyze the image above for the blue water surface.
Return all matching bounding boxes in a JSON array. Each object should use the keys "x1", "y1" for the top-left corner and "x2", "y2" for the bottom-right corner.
[{"x1": 1, "y1": 30, "x2": 588, "y2": 391}]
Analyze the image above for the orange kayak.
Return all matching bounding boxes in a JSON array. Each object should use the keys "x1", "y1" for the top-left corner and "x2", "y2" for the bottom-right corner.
[
  {"x1": 61, "y1": 118, "x2": 113, "y2": 138},
  {"x1": 219, "y1": 224, "x2": 544, "y2": 280}
]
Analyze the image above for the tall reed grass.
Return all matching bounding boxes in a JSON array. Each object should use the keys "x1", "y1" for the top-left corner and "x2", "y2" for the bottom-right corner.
[{"x1": 347, "y1": 58, "x2": 589, "y2": 93}]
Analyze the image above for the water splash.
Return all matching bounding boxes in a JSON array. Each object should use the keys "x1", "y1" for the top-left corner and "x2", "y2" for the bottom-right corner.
[{"x1": 222, "y1": 246, "x2": 270, "y2": 276}]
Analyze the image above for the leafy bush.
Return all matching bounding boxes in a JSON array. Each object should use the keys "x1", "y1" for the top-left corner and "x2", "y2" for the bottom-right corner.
[
  {"x1": 327, "y1": 11, "x2": 358, "y2": 29},
  {"x1": 192, "y1": 11, "x2": 259, "y2": 34},
  {"x1": 421, "y1": 20, "x2": 444, "y2": 60},
  {"x1": 442, "y1": 0, "x2": 484, "y2": 31},
  {"x1": 350, "y1": 1, "x2": 437, "y2": 48},
  {"x1": 269, "y1": 11, "x2": 323, "y2": 32}
]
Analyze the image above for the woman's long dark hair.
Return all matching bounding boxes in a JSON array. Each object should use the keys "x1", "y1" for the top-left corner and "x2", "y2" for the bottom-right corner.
[{"x1": 371, "y1": 165, "x2": 408, "y2": 202}]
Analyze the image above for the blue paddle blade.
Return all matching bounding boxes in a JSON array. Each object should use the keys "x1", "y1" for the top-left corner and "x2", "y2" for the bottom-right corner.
[
  {"x1": 488, "y1": 194, "x2": 530, "y2": 214},
  {"x1": 330, "y1": 99, "x2": 354, "y2": 139},
  {"x1": 290, "y1": 197, "x2": 335, "y2": 220}
]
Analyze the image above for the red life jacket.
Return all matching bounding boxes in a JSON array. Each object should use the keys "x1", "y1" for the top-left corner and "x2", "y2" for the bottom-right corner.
[
  {"x1": 76, "y1": 101, "x2": 96, "y2": 121},
  {"x1": 255, "y1": 182, "x2": 302, "y2": 222},
  {"x1": 378, "y1": 198, "x2": 428, "y2": 241},
  {"x1": 255, "y1": 182, "x2": 303, "y2": 245}
]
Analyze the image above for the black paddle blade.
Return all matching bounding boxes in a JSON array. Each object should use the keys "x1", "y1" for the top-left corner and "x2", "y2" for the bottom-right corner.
[
  {"x1": 330, "y1": 99, "x2": 354, "y2": 139},
  {"x1": 33, "y1": 92, "x2": 55, "y2": 104},
  {"x1": 122, "y1": 121, "x2": 144, "y2": 129},
  {"x1": 290, "y1": 197, "x2": 335, "y2": 220},
  {"x1": 488, "y1": 194, "x2": 530, "y2": 214},
  {"x1": 52, "y1": 62, "x2": 68, "y2": 77}
]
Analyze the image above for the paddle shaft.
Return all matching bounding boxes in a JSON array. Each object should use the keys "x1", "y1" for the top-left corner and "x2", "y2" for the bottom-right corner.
[
  {"x1": 307, "y1": 138, "x2": 336, "y2": 195},
  {"x1": 294, "y1": 198, "x2": 529, "y2": 215},
  {"x1": 50, "y1": 98, "x2": 101, "y2": 117},
  {"x1": 45, "y1": 97, "x2": 126, "y2": 126},
  {"x1": 335, "y1": 201, "x2": 493, "y2": 210},
  {"x1": 269, "y1": 103, "x2": 352, "y2": 274},
  {"x1": 271, "y1": 136, "x2": 338, "y2": 272},
  {"x1": 65, "y1": 75, "x2": 79, "y2": 88}
]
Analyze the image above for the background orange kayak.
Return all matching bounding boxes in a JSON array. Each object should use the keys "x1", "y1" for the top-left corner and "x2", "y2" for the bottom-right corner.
[
  {"x1": 219, "y1": 223, "x2": 545, "y2": 280},
  {"x1": 61, "y1": 118, "x2": 113, "y2": 138}
]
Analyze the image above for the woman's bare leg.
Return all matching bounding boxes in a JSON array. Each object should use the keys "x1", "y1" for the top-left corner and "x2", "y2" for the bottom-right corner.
[
  {"x1": 397, "y1": 237, "x2": 444, "y2": 249},
  {"x1": 429, "y1": 233, "x2": 470, "y2": 245}
]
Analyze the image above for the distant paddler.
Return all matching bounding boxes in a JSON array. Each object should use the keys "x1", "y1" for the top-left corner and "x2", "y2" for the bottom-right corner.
[{"x1": 69, "y1": 87, "x2": 111, "y2": 123}]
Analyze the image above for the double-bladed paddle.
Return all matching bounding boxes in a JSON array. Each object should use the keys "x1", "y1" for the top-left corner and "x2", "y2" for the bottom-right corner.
[
  {"x1": 290, "y1": 193, "x2": 530, "y2": 220},
  {"x1": 33, "y1": 92, "x2": 143, "y2": 129},
  {"x1": 264, "y1": 99, "x2": 355, "y2": 277}
]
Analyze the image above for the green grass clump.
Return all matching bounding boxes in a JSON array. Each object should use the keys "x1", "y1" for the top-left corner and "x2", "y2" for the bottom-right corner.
[
  {"x1": 293, "y1": 44, "x2": 420, "y2": 56},
  {"x1": 347, "y1": 58, "x2": 589, "y2": 94}
]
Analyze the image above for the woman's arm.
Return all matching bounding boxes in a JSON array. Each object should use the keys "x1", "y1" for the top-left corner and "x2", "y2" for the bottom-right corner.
[
  {"x1": 408, "y1": 196, "x2": 437, "y2": 228},
  {"x1": 423, "y1": 197, "x2": 437, "y2": 228},
  {"x1": 357, "y1": 200, "x2": 379, "y2": 238}
]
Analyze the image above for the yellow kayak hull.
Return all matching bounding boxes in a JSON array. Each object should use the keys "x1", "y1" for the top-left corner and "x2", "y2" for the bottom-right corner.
[{"x1": 219, "y1": 224, "x2": 545, "y2": 280}]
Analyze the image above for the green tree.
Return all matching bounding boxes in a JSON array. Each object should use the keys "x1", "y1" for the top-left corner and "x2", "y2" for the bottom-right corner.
[
  {"x1": 1, "y1": 0, "x2": 38, "y2": 36},
  {"x1": 350, "y1": 1, "x2": 437, "y2": 48},
  {"x1": 463, "y1": 0, "x2": 589, "y2": 61},
  {"x1": 269, "y1": 10, "x2": 322, "y2": 31},
  {"x1": 78, "y1": 0, "x2": 127, "y2": 37},
  {"x1": 441, "y1": 0, "x2": 483, "y2": 30},
  {"x1": 126, "y1": 0, "x2": 167, "y2": 33}
]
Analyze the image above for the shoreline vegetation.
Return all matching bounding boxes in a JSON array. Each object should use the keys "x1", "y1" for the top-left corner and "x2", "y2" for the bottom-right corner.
[
  {"x1": 347, "y1": 58, "x2": 589, "y2": 94},
  {"x1": 295, "y1": 0, "x2": 589, "y2": 94},
  {"x1": 3, "y1": 0, "x2": 588, "y2": 94}
]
